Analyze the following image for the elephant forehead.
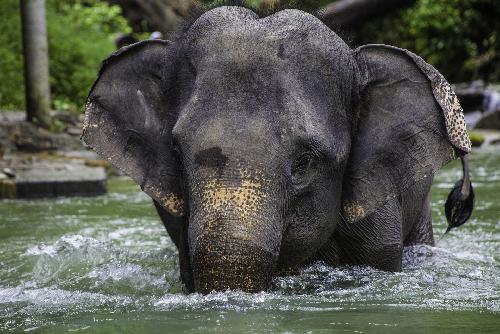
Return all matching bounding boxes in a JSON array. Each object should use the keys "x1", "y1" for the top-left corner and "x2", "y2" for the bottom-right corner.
[
  {"x1": 174, "y1": 112, "x2": 282, "y2": 163},
  {"x1": 186, "y1": 6, "x2": 346, "y2": 44},
  {"x1": 174, "y1": 64, "x2": 342, "y2": 141},
  {"x1": 183, "y1": 7, "x2": 350, "y2": 69}
]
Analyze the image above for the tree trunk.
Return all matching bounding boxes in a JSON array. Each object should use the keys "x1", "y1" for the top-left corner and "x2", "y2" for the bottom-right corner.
[
  {"x1": 318, "y1": 0, "x2": 415, "y2": 28},
  {"x1": 107, "y1": 0, "x2": 199, "y2": 38},
  {"x1": 20, "y1": 0, "x2": 52, "y2": 130},
  {"x1": 107, "y1": 0, "x2": 416, "y2": 38}
]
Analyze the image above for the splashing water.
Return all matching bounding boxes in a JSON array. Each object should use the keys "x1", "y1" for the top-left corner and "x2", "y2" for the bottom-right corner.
[{"x1": 1, "y1": 150, "x2": 499, "y2": 333}]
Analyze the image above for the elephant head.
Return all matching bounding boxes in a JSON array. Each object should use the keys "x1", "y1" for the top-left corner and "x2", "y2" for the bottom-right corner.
[{"x1": 82, "y1": 7, "x2": 471, "y2": 293}]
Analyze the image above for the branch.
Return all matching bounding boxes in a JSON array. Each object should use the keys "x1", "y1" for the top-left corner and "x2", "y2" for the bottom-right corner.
[
  {"x1": 107, "y1": 0, "x2": 199, "y2": 36},
  {"x1": 318, "y1": 0, "x2": 415, "y2": 28}
]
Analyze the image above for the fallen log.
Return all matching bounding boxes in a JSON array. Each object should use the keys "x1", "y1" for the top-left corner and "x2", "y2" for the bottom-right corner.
[{"x1": 318, "y1": 0, "x2": 415, "y2": 28}]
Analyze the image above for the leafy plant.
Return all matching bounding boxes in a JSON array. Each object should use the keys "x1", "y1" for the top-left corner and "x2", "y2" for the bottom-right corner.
[
  {"x1": 0, "y1": 0, "x2": 25, "y2": 110},
  {"x1": 356, "y1": 0, "x2": 500, "y2": 83},
  {"x1": 47, "y1": 0, "x2": 131, "y2": 112},
  {"x1": 0, "y1": 0, "x2": 130, "y2": 112}
]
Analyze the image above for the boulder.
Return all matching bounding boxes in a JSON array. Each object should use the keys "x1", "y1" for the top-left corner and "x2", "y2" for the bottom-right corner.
[
  {"x1": 475, "y1": 109, "x2": 500, "y2": 130},
  {"x1": 0, "y1": 160, "x2": 106, "y2": 199},
  {"x1": 0, "y1": 120, "x2": 83, "y2": 153}
]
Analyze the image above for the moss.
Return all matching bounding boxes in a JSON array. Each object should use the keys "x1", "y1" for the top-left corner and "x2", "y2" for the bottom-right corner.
[
  {"x1": 0, "y1": 179, "x2": 17, "y2": 199},
  {"x1": 469, "y1": 131, "x2": 485, "y2": 147},
  {"x1": 84, "y1": 159, "x2": 112, "y2": 170}
]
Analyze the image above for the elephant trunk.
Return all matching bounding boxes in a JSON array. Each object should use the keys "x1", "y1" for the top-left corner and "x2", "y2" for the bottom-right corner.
[
  {"x1": 191, "y1": 220, "x2": 277, "y2": 293},
  {"x1": 188, "y1": 172, "x2": 282, "y2": 293}
]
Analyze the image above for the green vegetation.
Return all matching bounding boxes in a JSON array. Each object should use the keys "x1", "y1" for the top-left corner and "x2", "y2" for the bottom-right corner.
[
  {"x1": 198, "y1": 0, "x2": 500, "y2": 84},
  {"x1": 0, "y1": 0, "x2": 129, "y2": 112},
  {"x1": 0, "y1": 1, "x2": 24, "y2": 110},
  {"x1": 357, "y1": 0, "x2": 500, "y2": 83},
  {"x1": 1, "y1": 0, "x2": 498, "y2": 112},
  {"x1": 469, "y1": 131, "x2": 485, "y2": 147}
]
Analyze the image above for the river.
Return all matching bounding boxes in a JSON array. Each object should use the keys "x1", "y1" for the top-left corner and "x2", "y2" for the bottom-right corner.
[{"x1": 1, "y1": 148, "x2": 499, "y2": 333}]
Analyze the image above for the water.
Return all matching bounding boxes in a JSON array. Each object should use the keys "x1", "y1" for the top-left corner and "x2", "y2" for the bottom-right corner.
[{"x1": 1, "y1": 149, "x2": 499, "y2": 333}]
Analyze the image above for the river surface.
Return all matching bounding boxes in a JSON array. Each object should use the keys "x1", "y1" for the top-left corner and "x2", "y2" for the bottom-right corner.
[{"x1": 1, "y1": 149, "x2": 499, "y2": 333}]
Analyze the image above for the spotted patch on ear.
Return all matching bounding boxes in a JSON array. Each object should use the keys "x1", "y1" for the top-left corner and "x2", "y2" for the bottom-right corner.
[
  {"x1": 431, "y1": 78, "x2": 471, "y2": 153},
  {"x1": 149, "y1": 185, "x2": 185, "y2": 217},
  {"x1": 162, "y1": 192, "x2": 185, "y2": 217},
  {"x1": 403, "y1": 50, "x2": 472, "y2": 154},
  {"x1": 343, "y1": 202, "x2": 365, "y2": 223},
  {"x1": 81, "y1": 100, "x2": 99, "y2": 137}
]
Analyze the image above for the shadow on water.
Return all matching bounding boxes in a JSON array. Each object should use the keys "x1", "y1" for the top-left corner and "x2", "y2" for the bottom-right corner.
[{"x1": 0, "y1": 149, "x2": 499, "y2": 333}]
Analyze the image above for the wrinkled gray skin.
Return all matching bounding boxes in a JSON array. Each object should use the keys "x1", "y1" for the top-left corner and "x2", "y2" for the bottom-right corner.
[{"x1": 83, "y1": 7, "x2": 470, "y2": 293}]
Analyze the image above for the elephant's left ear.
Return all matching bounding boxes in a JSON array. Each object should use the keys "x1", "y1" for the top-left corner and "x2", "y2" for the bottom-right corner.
[
  {"x1": 342, "y1": 44, "x2": 471, "y2": 223},
  {"x1": 82, "y1": 40, "x2": 186, "y2": 217}
]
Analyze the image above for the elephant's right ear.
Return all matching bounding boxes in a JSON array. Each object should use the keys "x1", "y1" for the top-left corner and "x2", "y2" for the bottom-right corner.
[
  {"x1": 342, "y1": 45, "x2": 471, "y2": 224},
  {"x1": 82, "y1": 40, "x2": 185, "y2": 217}
]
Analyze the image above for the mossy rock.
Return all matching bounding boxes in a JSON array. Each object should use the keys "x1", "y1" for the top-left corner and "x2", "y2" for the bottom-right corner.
[
  {"x1": 469, "y1": 132, "x2": 485, "y2": 147},
  {"x1": 84, "y1": 159, "x2": 112, "y2": 170},
  {"x1": 0, "y1": 176, "x2": 16, "y2": 198}
]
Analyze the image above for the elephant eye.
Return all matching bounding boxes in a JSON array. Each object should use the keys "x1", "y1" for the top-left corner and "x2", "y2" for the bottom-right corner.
[
  {"x1": 291, "y1": 152, "x2": 316, "y2": 179},
  {"x1": 171, "y1": 144, "x2": 183, "y2": 166}
]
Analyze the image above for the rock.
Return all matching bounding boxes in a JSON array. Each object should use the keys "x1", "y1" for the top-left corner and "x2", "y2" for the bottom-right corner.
[
  {"x1": 483, "y1": 90, "x2": 500, "y2": 113},
  {"x1": 52, "y1": 111, "x2": 80, "y2": 127},
  {"x1": 467, "y1": 129, "x2": 500, "y2": 147},
  {"x1": 0, "y1": 123, "x2": 15, "y2": 154},
  {"x1": 0, "y1": 161, "x2": 107, "y2": 199},
  {"x1": 0, "y1": 178, "x2": 16, "y2": 198},
  {"x1": 84, "y1": 159, "x2": 112, "y2": 169},
  {"x1": 82, "y1": 157, "x2": 122, "y2": 177},
  {"x1": 465, "y1": 110, "x2": 483, "y2": 128},
  {"x1": 491, "y1": 137, "x2": 500, "y2": 145},
  {"x1": 11, "y1": 122, "x2": 55, "y2": 151},
  {"x1": 0, "y1": 121, "x2": 83, "y2": 152},
  {"x1": 453, "y1": 82, "x2": 500, "y2": 119},
  {"x1": 0, "y1": 111, "x2": 25, "y2": 122},
  {"x1": 59, "y1": 150, "x2": 99, "y2": 160},
  {"x1": 0, "y1": 112, "x2": 85, "y2": 153},
  {"x1": 66, "y1": 126, "x2": 82, "y2": 136},
  {"x1": 2, "y1": 168, "x2": 16, "y2": 178},
  {"x1": 453, "y1": 80, "x2": 486, "y2": 112},
  {"x1": 475, "y1": 109, "x2": 500, "y2": 130},
  {"x1": 0, "y1": 112, "x2": 109, "y2": 199}
]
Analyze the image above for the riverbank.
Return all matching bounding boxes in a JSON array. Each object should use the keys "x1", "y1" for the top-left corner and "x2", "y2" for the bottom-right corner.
[
  {"x1": 1, "y1": 109, "x2": 500, "y2": 199},
  {"x1": 0, "y1": 112, "x2": 111, "y2": 199}
]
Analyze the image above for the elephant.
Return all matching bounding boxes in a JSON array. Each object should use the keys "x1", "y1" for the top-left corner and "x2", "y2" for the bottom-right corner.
[{"x1": 82, "y1": 6, "x2": 474, "y2": 293}]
